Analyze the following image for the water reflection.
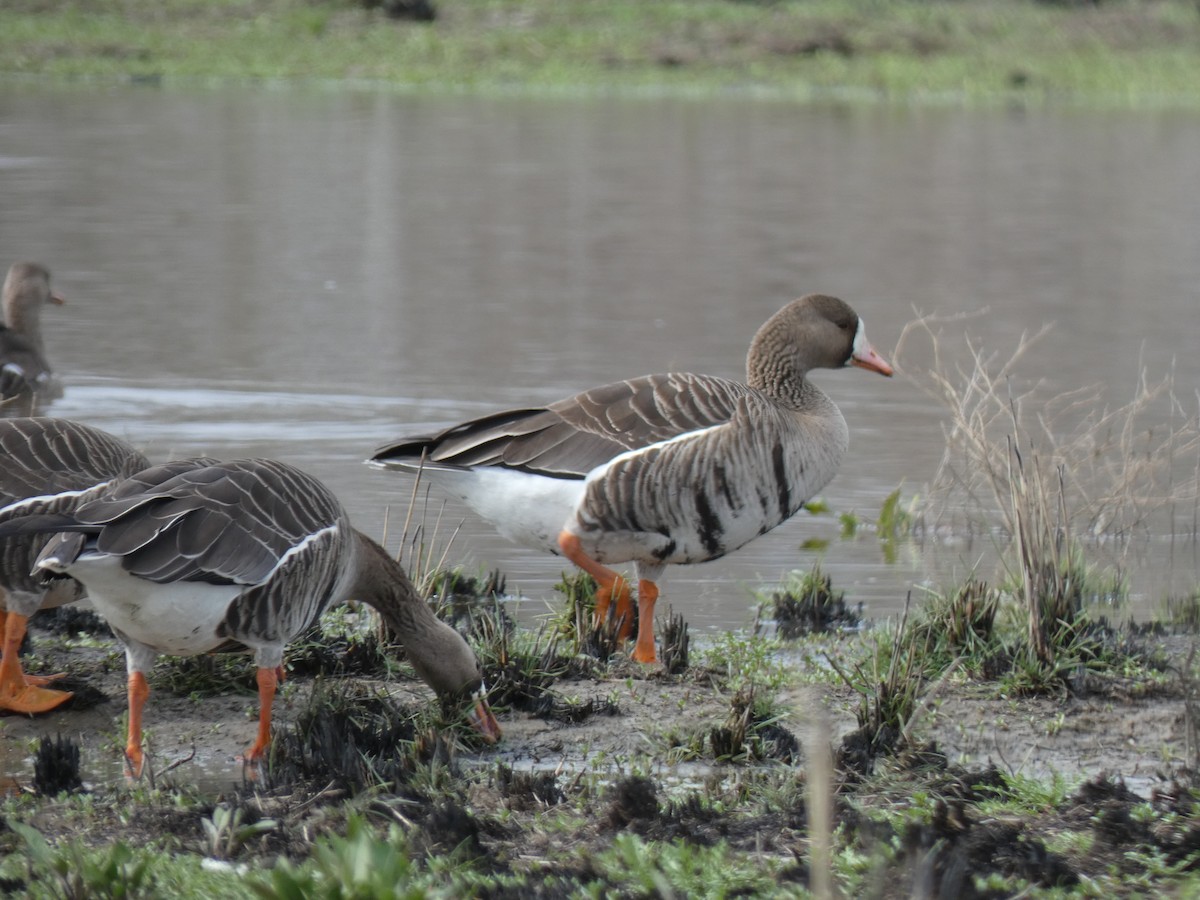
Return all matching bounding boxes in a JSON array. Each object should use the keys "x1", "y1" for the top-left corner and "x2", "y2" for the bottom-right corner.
[{"x1": 1, "y1": 83, "x2": 1199, "y2": 636}]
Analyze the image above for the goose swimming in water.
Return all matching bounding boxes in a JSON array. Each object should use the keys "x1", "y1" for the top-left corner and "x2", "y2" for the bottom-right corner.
[
  {"x1": 0, "y1": 263, "x2": 65, "y2": 414},
  {"x1": 371, "y1": 294, "x2": 893, "y2": 664},
  {"x1": 0, "y1": 456, "x2": 501, "y2": 775}
]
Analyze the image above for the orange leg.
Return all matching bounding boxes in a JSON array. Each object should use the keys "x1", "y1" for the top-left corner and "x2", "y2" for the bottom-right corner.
[
  {"x1": 597, "y1": 578, "x2": 636, "y2": 641},
  {"x1": 558, "y1": 532, "x2": 634, "y2": 640},
  {"x1": 632, "y1": 579, "x2": 659, "y2": 664},
  {"x1": 240, "y1": 666, "x2": 278, "y2": 765},
  {"x1": 124, "y1": 671, "x2": 150, "y2": 777},
  {"x1": 0, "y1": 611, "x2": 73, "y2": 714}
]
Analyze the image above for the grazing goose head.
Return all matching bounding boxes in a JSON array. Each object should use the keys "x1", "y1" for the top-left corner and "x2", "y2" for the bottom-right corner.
[
  {"x1": 0, "y1": 417, "x2": 150, "y2": 715},
  {"x1": 371, "y1": 293, "x2": 892, "y2": 665},
  {"x1": 346, "y1": 534, "x2": 501, "y2": 740},
  {"x1": 0, "y1": 456, "x2": 499, "y2": 776},
  {"x1": 1, "y1": 263, "x2": 65, "y2": 411}
]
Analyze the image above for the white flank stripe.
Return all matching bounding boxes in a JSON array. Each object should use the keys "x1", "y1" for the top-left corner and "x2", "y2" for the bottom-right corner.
[
  {"x1": 264, "y1": 523, "x2": 339, "y2": 582},
  {"x1": 0, "y1": 480, "x2": 114, "y2": 516},
  {"x1": 588, "y1": 421, "x2": 725, "y2": 484}
]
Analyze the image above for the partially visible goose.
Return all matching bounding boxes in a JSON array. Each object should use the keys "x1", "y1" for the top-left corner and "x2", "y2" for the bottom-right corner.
[
  {"x1": 0, "y1": 263, "x2": 65, "y2": 413},
  {"x1": 0, "y1": 457, "x2": 501, "y2": 775},
  {"x1": 0, "y1": 417, "x2": 150, "y2": 714},
  {"x1": 371, "y1": 294, "x2": 893, "y2": 664}
]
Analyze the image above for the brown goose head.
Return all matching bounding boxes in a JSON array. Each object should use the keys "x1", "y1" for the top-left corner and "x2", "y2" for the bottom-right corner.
[
  {"x1": 407, "y1": 614, "x2": 503, "y2": 743},
  {"x1": 353, "y1": 534, "x2": 502, "y2": 743},
  {"x1": 746, "y1": 293, "x2": 892, "y2": 394},
  {"x1": 3, "y1": 262, "x2": 65, "y2": 331}
]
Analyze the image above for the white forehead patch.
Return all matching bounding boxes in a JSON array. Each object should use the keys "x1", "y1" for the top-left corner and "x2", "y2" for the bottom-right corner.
[{"x1": 849, "y1": 317, "x2": 867, "y2": 365}]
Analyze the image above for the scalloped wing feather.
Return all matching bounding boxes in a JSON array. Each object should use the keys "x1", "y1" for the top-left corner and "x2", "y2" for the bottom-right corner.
[
  {"x1": 77, "y1": 459, "x2": 346, "y2": 587},
  {"x1": 375, "y1": 373, "x2": 751, "y2": 479}
]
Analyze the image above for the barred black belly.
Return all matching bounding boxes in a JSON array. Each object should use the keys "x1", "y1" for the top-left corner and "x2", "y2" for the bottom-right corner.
[
  {"x1": 218, "y1": 528, "x2": 346, "y2": 646},
  {"x1": 578, "y1": 433, "x2": 815, "y2": 566},
  {"x1": 0, "y1": 533, "x2": 45, "y2": 596},
  {"x1": 0, "y1": 495, "x2": 88, "y2": 598}
]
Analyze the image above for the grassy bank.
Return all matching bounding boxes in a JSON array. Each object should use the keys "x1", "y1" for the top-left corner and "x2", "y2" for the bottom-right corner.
[{"x1": 3, "y1": 0, "x2": 1200, "y2": 105}]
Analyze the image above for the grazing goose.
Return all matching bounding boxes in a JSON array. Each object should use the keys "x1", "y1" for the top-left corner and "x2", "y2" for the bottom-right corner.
[
  {"x1": 0, "y1": 263, "x2": 65, "y2": 413},
  {"x1": 0, "y1": 417, "x2": 150, "y2": 714},
  {"x1": 371, "y1": 294, "x2": 893, "y2": 664},
  {"x1": 0, "y1": 457, "x2": 501, "y2": 775}
]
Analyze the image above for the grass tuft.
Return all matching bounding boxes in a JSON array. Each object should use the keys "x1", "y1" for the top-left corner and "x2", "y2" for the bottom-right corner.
[
  {"x1": 899, "y1": 311, "x2": 1200, "y2": 544},
  {"x1": 761, "y1": 565, "x2": 862, "y2": 639},
  {"x1": 898, "y1": 312, "x2": 1186, "y2": 684},
  {"x1": 33, "y1": 734, "x2": 83, "y2": 797},
  {"x1": 658, "y1": 607, "x2": 690, "y2": 675},
  {"x1": 264, "y1": 678, "x2": 435, "y2": 794},
  {"x1": 708, "y1": 687, "x2": 801, "y2": 764}
]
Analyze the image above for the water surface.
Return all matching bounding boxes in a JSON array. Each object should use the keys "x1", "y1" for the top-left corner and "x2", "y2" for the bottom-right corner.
[{"x1": 3, "y1": 84, "x2": 1200, "y2": 634}]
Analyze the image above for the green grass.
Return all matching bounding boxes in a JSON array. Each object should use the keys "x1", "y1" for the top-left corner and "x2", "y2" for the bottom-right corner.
[
  {"x1": 3, "y1": 0, "x2": 1200, "y2": 105},
  {"x1": 4, "y1": 819, "x2": 255, "y2": 900},
  {"x1": 583, "y1": 832, "x2": 789, "y2": 898},
  {"x1": 699, "y1": 629, "x2": 793, "y2": 697}
]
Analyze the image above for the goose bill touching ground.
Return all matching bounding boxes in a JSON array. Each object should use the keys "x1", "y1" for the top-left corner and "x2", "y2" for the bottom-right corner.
[
  {"x1": 0, "y1": 417, "x2": 150, "y2": 714},
  {"x1": 0, "y1": 457, "x2": 500, "y2": 776},
  {"x1": 371, "y1": 294, "x2": 893, "y2": 664}
]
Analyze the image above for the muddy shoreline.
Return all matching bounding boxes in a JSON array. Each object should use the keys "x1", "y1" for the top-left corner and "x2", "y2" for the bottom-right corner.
[{"x1": 2, "y1": 603, "x2": 1197, "y2": 897}]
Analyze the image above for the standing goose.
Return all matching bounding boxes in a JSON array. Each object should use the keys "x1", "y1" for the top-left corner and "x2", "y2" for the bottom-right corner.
[
  {"x1": 0, "y1": 457, "x2": 501, "y2": 775},
  {"x1": 0, "y1": 417, "x2": 150, "y2": 714},
  {"x1": 371, "y1": 294, "x2": 893, "y2": 664},
  {"x1": 0, "y1": 263, "x2": 65, "y2": 413}
]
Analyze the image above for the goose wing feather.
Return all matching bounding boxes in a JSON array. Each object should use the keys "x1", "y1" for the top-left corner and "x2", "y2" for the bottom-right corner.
[
  {"x1": 77, "y1": 459, "x2": 345, "y2": 587},
  {"x1": 0, "y1": 418, "x2": 151, "y2": 505},
  {"x1": 376, "y1": 373, "x2": 751, "y2": 478}
]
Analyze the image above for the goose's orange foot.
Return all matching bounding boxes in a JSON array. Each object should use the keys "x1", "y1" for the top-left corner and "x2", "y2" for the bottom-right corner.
[
  {"x1": 22, "y1": 671, "x2": 67, "y2": 687},
  {"x1": 557, "y1": 531, "x2": 636, "y2": 642},
  {"x1": 0, "y1": 682, "x2": 73, "y2": 714},
  {"x1": 124, "y1": 745, "x2": 146, "y2": 780},
  {"x1": 631, "y1": 641, "x2": 658, "y2": 665},
  {"x1": 612, "y1": 580, "x2": 635, "y2": 642},
  {"x1": 0, "y1": 612, "x2": 72, "y2": 711},
  {"x1": 595, "y1": 577, "x2": 635, "y2": 641}
]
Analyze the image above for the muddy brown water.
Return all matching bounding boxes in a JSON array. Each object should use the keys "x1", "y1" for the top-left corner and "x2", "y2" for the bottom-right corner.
[{"x1": 2, "y1": 83, "x2": 1200, "y2": 788}]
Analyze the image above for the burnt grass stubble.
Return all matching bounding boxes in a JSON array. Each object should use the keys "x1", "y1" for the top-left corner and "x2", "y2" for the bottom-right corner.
[{"x1": 4, "y1": 583, "x2": 1200, "y2": 896}]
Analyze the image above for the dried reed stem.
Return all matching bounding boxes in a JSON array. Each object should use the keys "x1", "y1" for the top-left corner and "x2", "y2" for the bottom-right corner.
[{"x1": 895, "y1": 311, "x2": 1200, "y2": 545}]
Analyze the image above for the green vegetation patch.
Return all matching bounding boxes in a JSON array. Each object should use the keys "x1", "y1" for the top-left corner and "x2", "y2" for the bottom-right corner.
[{"x1": 3, "y1": 0, "x2": 1200, "y2": 105}]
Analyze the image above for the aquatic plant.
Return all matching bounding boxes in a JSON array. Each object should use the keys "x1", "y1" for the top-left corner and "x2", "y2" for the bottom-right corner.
[
  {"x1": 827, "y1": 596, "x2": 936, "y2": 777},
  {"x1": 551, "y1": 570, "x2": 626, "y2": 661},
  {"x1": 7, "y1": 0, "x2": 1200, "y2": 105},
  {"x1": 699, "y1": 630, "x2": 792, "y2": 697}
]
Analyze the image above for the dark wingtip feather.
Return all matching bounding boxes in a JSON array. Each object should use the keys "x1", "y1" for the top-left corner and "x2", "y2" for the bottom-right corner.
[
  {"x1": 370, "y1": 436, "x2": 435, "y2": 463},
  {"x1": 0, "y1": 512, "x2": 89, "y2": 541}
]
